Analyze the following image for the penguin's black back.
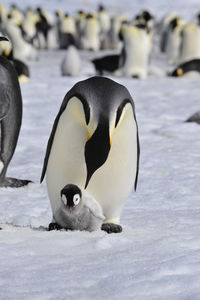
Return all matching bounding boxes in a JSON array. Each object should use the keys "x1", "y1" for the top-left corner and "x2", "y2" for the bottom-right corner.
[{"x1": 171, "y1": 59, "x2": 200, "y2": 76}]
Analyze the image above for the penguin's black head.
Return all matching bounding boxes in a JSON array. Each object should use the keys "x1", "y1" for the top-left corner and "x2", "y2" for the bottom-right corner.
[
  {"x1": 170, "y1": 67, "x2": 183, "y2": 77},
  {"x1": 11, "y1": 4, "x2": 17, "y2": 10},
  {"x1": 61, "y1": 184, "x2": 82, "y2": 208},
  {"x1": 86, "y1": 14, "x2": 93, "y2": 20},
  {"x1": 98, "y1": 5, "x2": 105, "y2": 12},
  {"x1": 141, "y1": 10, "x2": 153, "y2": 22},
  {"x1": 36, "y1": 7, "x2": 42, "y2": 13},
  {"x1": 77, "y1": 10, "x2": 84, "y2": 15},
  {"x1": 169, "y1": 17, "x2": 179, "y2": 31},
  {"x1": 197, "y1": 12, "x2": 200, "y2": 24}
]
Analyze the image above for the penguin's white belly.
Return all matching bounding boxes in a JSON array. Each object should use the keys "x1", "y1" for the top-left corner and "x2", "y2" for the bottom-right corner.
[
  {"x1": 87, "y1": 105, "x2": 138, "y2": 222},
  {"x1": 122, "y1": 38, "x2": 150, "y2": 78},
  {"x1": 61, "y1": 46, "x2": 81, "y2": 76},
  {"x1": 46, "y1": 99, "x2": 88, "y2": 214}
]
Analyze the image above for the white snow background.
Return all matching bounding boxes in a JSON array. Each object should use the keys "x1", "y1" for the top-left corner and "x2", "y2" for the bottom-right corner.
[{"x1": 0, "y1": 0, "x2": 200, "y2": 299}]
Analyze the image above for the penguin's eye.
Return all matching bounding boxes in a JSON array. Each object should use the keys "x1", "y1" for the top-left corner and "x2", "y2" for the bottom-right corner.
[
  {"x1": 61, "y1": 194, "x2": 67, "y2": 205},
  {"x1": 73, "y1": 194, "x2": 80, "y2": 206}
]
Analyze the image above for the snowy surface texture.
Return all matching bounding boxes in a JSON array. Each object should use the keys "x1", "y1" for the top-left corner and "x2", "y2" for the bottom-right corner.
[{"x1": 0, "y1": 0, "x2": 200, "y2": 299}]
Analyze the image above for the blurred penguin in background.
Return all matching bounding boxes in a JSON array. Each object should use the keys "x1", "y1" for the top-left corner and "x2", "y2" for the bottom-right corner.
[
  {"x1": 91, "y1": 53, "x2": 120, "y2": 75},
  {"x1": 115, "y1": 24, "x2": 152, "y2": 79},
  {"x1": 22, "y1": 8, "x2": 40, "y2": 46},
  {"x1": 74, "y1": 10, "x2": 86, "y2": 42},
  {"x1": 80, "y1": 13, "x2": 100, "y2": 51},
  {"x1": 165, "y1": 17, "x2": 185, "y2": 65},
  {"x1": 97, "y1": 4, "x2": 111, "y2": 49},
  {"x1": 35, "y1": 7, "x2": 52, "y2": 49},
  {"x1": 109, "y1": 14, "x2": 127, "y2": 50},
  {"x1": 179, "y1": 23, "x2": 200, "y2": 63},
  {"x1": 9, "y1": 4, "x2": 24, "y2": 26},
  {"x1": 55, "y1": 10, "x2": 64, "y2": 45},
  {"x1": 0, "y1": 3, "x2": 8, "y2": 24},
  {"x1": 59, "y1": 13, "x2": 78, "y2": 49},
  {"x1": 0, "y1": 33, "x2": 30, "y2": 82},
  {"x1": 160, "y1": 12, "x2": 179, "y2": 53},
  {"x1": 2, "y1": 13, "x2": 38, "y2": 61},
  {"x1": 61, "y1": 40, "x2": 81, "y2": 77},
  {"x1": 133, "y1": 10, "x2": 154, "y2": 32},
  {"x1": 197, "y1": 12, "x2": 200, "y2": 25},
  {"x1": 169, "y1": 58, "x2": 200, "y2": 77}
]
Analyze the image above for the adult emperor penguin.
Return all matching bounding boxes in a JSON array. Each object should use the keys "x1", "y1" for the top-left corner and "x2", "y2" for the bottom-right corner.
[
  {"x1": 41, "y1": 76, "x2": 140, "y2": 233},
  {"x1": 179, "y1": 23, "x2": 200, "y2": 64},
  {"x1": 61, "y1": 44, "x2": 81, "y2": 77},
  {"x1": 0, "y1": 36, "x2": 31, "y2": 187},
  {"x1": 169, "y1": 59, "x2": 200, "y2": 77},
  {"x1": 80, "y1": 14, "x2": 100, "y2": 51},
  {"x1": 166, "y1": 17, "x2": 185, "y2": 65},
  {"x1": 115, "y1": 24, "x2": 151, "y2": 79}
]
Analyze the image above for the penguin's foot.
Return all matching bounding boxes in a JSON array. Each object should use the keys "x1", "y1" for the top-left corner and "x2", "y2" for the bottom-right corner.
[
  {"x1": 0, "y1": 177, "x2": 32, "y2": 188},
  {"x1": 48, "y1": 222, "x2": 62, "y2": 231},
  {"x1": 101, "y1": 223, "x2": 122, "y2": 234}
]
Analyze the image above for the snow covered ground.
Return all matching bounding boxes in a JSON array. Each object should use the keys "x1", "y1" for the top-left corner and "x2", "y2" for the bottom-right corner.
[{"x1": 0, "y1": 0, "x2": 200, "y2": 299}]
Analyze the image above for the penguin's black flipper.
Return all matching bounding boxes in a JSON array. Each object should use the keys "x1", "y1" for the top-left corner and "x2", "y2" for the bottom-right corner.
[
  {"x1": 101, "y1": 223, "x2": 122, "y2": 234},
  {"x1": 0, "y1": 177, "x2": 32, "y2": 188},
  {"x1": 0, "y1": 88, "x2": 10, "y2": 120}
]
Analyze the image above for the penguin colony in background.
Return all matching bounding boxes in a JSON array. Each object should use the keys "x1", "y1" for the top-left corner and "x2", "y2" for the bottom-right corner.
[{"x1": 1, "y1": 3, "x2": 200, "y2": 78}]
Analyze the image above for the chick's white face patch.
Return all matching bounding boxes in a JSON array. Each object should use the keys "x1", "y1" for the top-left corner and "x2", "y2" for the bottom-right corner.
[
  {"x1": 61, "y1": 194, "x2": 67, "y2": 205},
  {"x1": 73, "y1": 194, "x2": 81, "y2": 206}
]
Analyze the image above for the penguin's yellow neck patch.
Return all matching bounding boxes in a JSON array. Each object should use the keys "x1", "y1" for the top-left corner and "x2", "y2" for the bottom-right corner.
[
  {"x1": 3, "y1": 49, "x2": 10, "y2": 56},
  {"x1": 18, "y1": 75, "x2": 29, "y2": 83},
  {"x1": 177, "y1": 68, "x2": 183, "y2": 76},
  {"x1": 86, "y1": 134, "x2": 91, "y2": 142}
]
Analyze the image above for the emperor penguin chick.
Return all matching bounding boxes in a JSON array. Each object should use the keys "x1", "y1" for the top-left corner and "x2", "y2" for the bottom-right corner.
[
  {"x1": 51, "y1": 184, "x2": 105, "y2": 232},
  {"x1": 61, "y1": 45, "x2": 81, "y2": 76}
]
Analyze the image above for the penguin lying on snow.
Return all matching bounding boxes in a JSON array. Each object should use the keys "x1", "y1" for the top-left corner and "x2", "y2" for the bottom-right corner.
[
  {"x1": 0, "y1": 36, "x2": 31, "y2": 187},
  {"x1": 91, "y1": 54, "x2": 120, "y2": 75},
  {"x1": 49, "y1": 184, "x2": 105, "y2": 231},
  {"x1": 41, "y1": 76, "x2": 140, "y2": 233},
  {"x1": 169, "y1": 59, "x2": 200, "y2": 77}
]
